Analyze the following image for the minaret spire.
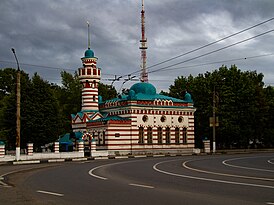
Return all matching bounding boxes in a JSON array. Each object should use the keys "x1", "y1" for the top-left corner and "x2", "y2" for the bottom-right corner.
[
  {"x1": 78, "y1": 21, "x2": 101, "y2": 111},
  {"x1": 139, "y1": 0, "x2": 148, "y2": 82},
  {"x1": 87, "y1": 21, "x2": 91, "y2": 49}
]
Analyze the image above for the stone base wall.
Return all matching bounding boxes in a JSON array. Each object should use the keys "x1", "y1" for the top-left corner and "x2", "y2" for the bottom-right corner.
[{"x1": 0, "y1": 152, "x2": 84, "y2": 162}]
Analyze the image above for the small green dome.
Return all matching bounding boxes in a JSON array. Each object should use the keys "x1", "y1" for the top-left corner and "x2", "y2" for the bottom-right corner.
[
  {"x1": 184, "y1": 92, "x2": 192, "y2": 102},
  {"x1": 98, "y1": 95, "x2": 103, "y2": 102},
  {"x1": 84, "y1": 48, "x2": 94, "y2": 58},
  {"x1": 130, "y1": 82, "x2": 156, "y2": 95}
]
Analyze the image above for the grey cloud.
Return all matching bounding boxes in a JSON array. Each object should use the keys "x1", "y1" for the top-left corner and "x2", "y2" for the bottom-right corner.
[{"x1": 1, "y1": 0, "x2": 274, "y2": 91}]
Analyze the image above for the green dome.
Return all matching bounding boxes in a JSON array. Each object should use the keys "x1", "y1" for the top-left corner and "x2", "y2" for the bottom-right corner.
[
  {"x1": 130, "y1": 82, "x2": 157, "y2": 95},
  {"x1": 184, "y1": 92, "x2": 193, "y2": 102},
  {"x1": 84, "y1": 48, "x2": 94, "y2": 58}
]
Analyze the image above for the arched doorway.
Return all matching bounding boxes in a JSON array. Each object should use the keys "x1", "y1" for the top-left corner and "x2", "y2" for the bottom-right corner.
[{"x1": 82, "y1": 133, "x2": 93, "y2": 156}]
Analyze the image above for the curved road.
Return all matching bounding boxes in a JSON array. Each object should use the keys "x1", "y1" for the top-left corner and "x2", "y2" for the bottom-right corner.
[{"x1": 1, "y1": 153, "x2": 274, "y2": 205}]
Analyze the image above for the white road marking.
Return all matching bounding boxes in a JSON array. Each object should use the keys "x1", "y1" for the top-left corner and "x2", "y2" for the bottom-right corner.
[
  {"x1": 223, "y1": 157, "x2": 274, "y2": 173},
  {"x1": 266, "y1": 202, "x2": 274, "y2": 205},
  {"x1": 0, "y1": 179, "x2": 11, "y2": 187},
  {"x1": 183, "y1": 160, "x2": 274, "y2": 181},
  {"x1": 129, "y1": 183, "x2": 154, "y2": 189},
  {"x1": 0, "y1": 164, "x2": 60, "y2": 188},
  {"x1": 88, "y1": 165, "x2": 108, "y2": 180},
  {"x1": 267, "y1": 159, "x2": 274, "y2": 165},
  {"x1": 37, "y1": 190, "x2": 64, "y2": 197},
  {"x1": 88, "y1": 160, "x2": 138, "y2": 180},
  {"x1": 153, "y1": 160, "x2": 274, "y2": 189}
]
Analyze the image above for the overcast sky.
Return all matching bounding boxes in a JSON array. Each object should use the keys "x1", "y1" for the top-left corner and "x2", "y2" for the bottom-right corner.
[{"x1": 1, "y1": 0, "x2": 274, "y2": 92}]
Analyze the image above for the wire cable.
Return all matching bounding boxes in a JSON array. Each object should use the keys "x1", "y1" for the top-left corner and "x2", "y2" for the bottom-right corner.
[
  {"x1": 0, "y1": 60, "x2": 116, "y2": 76},
  {"x1": 148, "y1": 29, "x2": 274, "y2": 74},
  {"x1": 150, "y1": 53, "x2": 274, "y2": 73},
  {"x1": 123, "y1": 17, "x2": 274, "y2": 77},
  {"x1": 146, "y1": 17, "x2": 274, "y2": 70}
]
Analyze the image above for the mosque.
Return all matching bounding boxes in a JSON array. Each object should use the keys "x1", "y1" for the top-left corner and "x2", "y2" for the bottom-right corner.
[{"x1": 69, "y1": 1, "x2": 196, "y2": 156}]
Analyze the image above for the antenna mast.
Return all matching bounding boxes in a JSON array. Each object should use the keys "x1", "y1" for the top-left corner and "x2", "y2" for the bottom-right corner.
[
  {"x1": 139, "y1": 0, "x2": 148, "y2": 82},
  {"x1": 87, "y1": 21, "x2": 91, "y2": 49}
]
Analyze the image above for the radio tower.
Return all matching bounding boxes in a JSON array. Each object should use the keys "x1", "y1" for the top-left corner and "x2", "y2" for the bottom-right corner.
[{"x1": 139, "y1": 0, "x2": 148, "y2": 82}]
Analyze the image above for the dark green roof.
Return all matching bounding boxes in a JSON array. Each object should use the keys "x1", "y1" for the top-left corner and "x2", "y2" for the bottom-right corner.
[
  {"x1": 102, "y1": 82, "x2": 193, "y2": 103},
  {"x1": 130, "y1": 82, "x2": 156, "y2": 95},
  {"x1": 59, "y1": 133, "x2": 73, "y2": 145},
  {"x1": 84, "y1": 48, "x2": 94, "y2": 58},
  {"x1": 89, "y1": 115, "x2": 130, "y2": 122},
  {"x1": 59, "y1": 132, "x2": 84, "y2": 144},
  {"x1": 103, "y1": 83, "x2": 192, "y2": 104},
  {"x1": 71, "y1": 110, "x2": 101, "y2": 119}
]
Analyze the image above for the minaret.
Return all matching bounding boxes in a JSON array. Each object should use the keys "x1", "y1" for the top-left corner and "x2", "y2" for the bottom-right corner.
[
  {"x1": 78, "y1": 21, "x2": 101, "y2": 111},
  {"x1": 139, "y1": 0, "x2": 148, "y2": 82}
]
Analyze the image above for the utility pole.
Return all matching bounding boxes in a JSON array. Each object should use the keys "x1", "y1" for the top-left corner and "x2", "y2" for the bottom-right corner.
[
  {"x1": 212, "y1": 85, "x2": 216, "y2": 153},
  {"x1": 11, "y1": 48, "x2": 21, "y2": 161}
]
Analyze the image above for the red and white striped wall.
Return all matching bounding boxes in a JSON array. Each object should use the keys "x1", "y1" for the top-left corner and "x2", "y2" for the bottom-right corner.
[{"x1": 78, "y1": 56, "x2": 101, "y2": 111}]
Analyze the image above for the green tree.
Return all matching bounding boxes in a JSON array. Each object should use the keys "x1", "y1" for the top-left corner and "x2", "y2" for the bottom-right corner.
[
  {"x1": 0, "y1": 68, "x2": 30, "y2": 149},
  {"x1": 22, "y1": 73, "x2": 62, "y2": 150},
  {"x1": 263, "y1": 86, "x2": 274, "y2": 147},
  {"x1": 166, "y1": 65, "x2": 270, "y2": 149},
  {"x1": 58, "y1": 71, "x2": 82, "y2": 133},
  {"x1": 98, "y1": 83, "x2": 117, "y2": 101}
]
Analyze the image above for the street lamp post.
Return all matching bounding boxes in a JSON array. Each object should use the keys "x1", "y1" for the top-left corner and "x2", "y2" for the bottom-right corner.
[
  {"x1": 212, "y1": 85, "x2": 216, "y2": 153},
  {"x1": 11, "y1": 48, "x2": 21, "y2": 161}
]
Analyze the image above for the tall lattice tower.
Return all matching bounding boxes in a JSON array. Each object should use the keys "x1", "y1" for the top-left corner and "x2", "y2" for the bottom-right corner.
[
  {"x1": 78, "y1": 22, "x2": 101, "y2": 111},
  {"x1": 139, "y1": 0, "x2": 148, "y2": 82}
]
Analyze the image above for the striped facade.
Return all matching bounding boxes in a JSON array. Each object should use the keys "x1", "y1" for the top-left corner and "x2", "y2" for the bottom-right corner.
[
  {"x1": 78, "y1": 54, "x2": 101, "y2": 111},
  {"x1": 71, "y1": 47, "x2": 196, "y2": 156},
  {"x1": 87, "y1": 101, "x2": 195, "y2": 155}
]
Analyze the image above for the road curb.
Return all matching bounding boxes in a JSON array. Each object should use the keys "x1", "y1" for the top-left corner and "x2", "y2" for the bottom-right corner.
[
  {"x1": 48, "y1": 159, "x2": 65, "y2": 163},
  {"x1": 13, "y1": 160, "x2": 40, "y2": 165},
  {"x1": 72, "y1": 158, "x2": 88, "y2": 162},
  {"x1": 1, "y1": 152, "x2": 198, "y2": 165}
]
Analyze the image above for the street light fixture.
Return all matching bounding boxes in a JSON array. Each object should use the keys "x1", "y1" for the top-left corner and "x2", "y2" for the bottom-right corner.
[{"x1": 11, "y1": 48, "x2": 21, "y2": 161}]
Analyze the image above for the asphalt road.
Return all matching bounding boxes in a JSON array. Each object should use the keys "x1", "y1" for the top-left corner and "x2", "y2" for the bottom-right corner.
[{"x1": 1, "y1": 153, "x2": 274, "y2": 205}]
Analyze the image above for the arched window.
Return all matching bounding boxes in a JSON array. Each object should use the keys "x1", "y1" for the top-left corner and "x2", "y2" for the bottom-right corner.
[
  {"x1": 157, "y1": 127, "x2": 163, "y2": 144},
  {"x1": 165, "y1": 127, "x2": 171, "y2": 145},
  {"x1": 138, "y1": 127, "x2": 144, "y2": 144},
  {"x1": 102, "y1": 131, "x2": 106, "y2": 146},
  {"x1": 182, "y1": 128, "x2": 187, "y2": 144},
  {"x1": 175, "y1": 127, "x2": 180, "y2": 145},
  {"x1": 87, "y1": 68, "x2": 91, "y2": 75},
  {"x1": 147, "y1": 127, "x2": 153, "y2": 145}
]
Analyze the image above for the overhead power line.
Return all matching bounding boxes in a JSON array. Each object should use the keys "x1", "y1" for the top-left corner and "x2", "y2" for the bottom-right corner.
[
  {"x1": 148, "y1": 29, "x2": 274, "y2": 74},
  {"x1": 101, "y1": 53, "x2": 274, "y2": 83},
  {"x1": 0, "y1": 60, "x2": 115, "y2": 76},
  {"x1": 2, "y1": 17, "x2": 274, "y2": 81},
  {"x1": 146, "y1": 17, "x2": 274, "y2": 70},
  {"x1": 123, "y1": 17, "x2": 274, "y2": 77},
  {"x1": 149, "y1": 53, "x2": 274, "y2": 73},
  {"x1": 0, "y1": 60, "x2": 73, "y2": 71}
]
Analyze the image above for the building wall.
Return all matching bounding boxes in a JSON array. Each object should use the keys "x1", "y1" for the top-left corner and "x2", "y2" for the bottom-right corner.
[{"x1": 92, "y1": 105, "x2": 196, "y2": 155}]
